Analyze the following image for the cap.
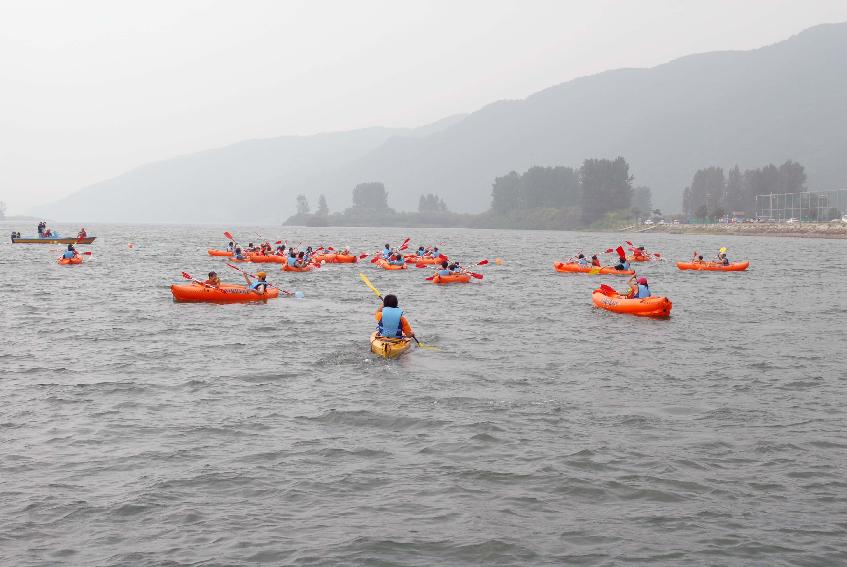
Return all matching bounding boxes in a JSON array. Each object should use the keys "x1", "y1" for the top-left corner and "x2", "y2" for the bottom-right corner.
[{"x1": 637, "y1": 277, "x2": 648, "y2": 285}]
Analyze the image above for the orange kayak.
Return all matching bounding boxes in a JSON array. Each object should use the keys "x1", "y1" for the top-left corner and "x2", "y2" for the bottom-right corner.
[
  {"x1": 334, "y1": 254, "x2": 358, "y2": 263},
  {"x1": 282, "y1": 264, "x2": 314, "y2": 272},
  {"x1": 171, "y1": 282, "x2": 279, "y2": 303},
  {"x1": 377, "y1": 259, "x2": 407, "y2": 270},
  {"x1": 208, "y1": 249, "x2": 234, "y2": 257},
  {"x1": 628, "y1": 255, "x2": 650, "y2": 262},
  {"x1": 313, "y1": 253, "x2": 336, "y2": 264},
  {"x1": 592, "y1": 290, "x2": 672, "y2": 317},
  {"x1": 553, "y1": 262, "x2": 634, "y2": 276},
  {"x1": 57, "y1": 256, "x2": 83, "y2": 265},
  {"x1": 676, "y1": 261, "x2": 749, "y2": 271},
  {"x1": 250, "y1": 255, "x2": 286, "y2": 263},
  {"x1": 404, "y1": 255, "x2": 444, "y2": 265},
  {"x1": 431, "y1": 273, "x2": 471, "y2": 284}
]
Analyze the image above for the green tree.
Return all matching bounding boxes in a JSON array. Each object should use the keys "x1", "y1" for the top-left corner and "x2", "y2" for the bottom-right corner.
[
  {"x1": 491, "y1": 171, "x2": 521, "y2": 213},
  {"x1": 296, "y1": 194, "x2": 310, "y2": 215},
  {"x1": 352, "y1": 182, "x2": 390, "y2": 210},
  {"x1": 579, "y1": 157, "x2": 633, "y2": 224},
  {"x1": 316, "y1": 194, "x2": 329, "y2": 216},
  {"x1": 418, "y1": 193, "x2": 448, "y2": 212}
]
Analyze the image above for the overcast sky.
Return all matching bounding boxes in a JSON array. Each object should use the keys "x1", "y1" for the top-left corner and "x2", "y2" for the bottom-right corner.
[{"x1": 1, "y1": 0, "x2": 845, "y2": 213}]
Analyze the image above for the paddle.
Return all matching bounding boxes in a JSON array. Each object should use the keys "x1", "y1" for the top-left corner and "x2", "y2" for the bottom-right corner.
[
  {"x1": 224, "y1": 263, "x2": 302, "y2": 296},
  {"x1": 598, "y1": 283, "x2": 618, "y2": 296},
  {"x1": 359, "y1": 272, "x2": 435, "y2": 350},
  {"x1": 181, "y1": 271, "x2": 216, "y2": 289}
]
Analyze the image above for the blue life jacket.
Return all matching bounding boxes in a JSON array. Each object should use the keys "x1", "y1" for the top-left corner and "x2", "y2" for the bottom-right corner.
[
  {"x1": 378, "y1": 307, "x2": 403, "y2": 338},
  {"x1": 416, "y1": 248, "x2": 425, "y2": 256},
  {"x1": 382, "y1": 248, "x2": 392, "y2": 259},
  {"x1": 389, "y1": 258, "x2": 404, "y2": 266},
  {"x1": 636, "y1": 284, "x2": 651, "y2": 298},
  {"x1": 577, "y1": 258, "x2": 589, "y2": 267},
  {"x1": 251, "y1": 280, "x2": 269, "y2": 291},
  {"x1": 62, "y1": 250, "x2": 75, "y2": 259},
  {"x1": 438, "y1": 269, "x2": 451, "y2": 276},
  {"x1": 287, "y1": 256, "x2": 297, "y2": 266}
]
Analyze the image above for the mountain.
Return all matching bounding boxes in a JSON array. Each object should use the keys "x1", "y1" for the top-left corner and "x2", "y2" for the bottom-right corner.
[{"x1": 36, "y1": 23, "x2": 847, "y2": 222}]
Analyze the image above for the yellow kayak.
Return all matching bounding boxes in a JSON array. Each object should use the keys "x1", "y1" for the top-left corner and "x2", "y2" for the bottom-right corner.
[{"x1": 369, "y1": 332, "x2": 413, "y2": 359}]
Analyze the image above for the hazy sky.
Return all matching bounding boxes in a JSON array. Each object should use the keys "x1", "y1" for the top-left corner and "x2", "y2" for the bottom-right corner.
[{"x1": 1, "y1": 0, "x2": 845, "y2": 213}]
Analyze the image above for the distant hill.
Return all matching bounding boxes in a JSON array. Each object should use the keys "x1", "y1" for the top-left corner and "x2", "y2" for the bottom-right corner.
[{"x1": 35, "y1": 23, "x2": 847, "y2": 222}]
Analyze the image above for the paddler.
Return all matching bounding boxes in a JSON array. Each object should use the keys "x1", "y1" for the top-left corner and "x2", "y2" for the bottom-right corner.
[
  {"x1": 382, "y1": 244, "x2": 392, "y2": 259},
  {"x1": 437, "y1": 260, "x2": 452, "y2": 276},
  {"x1": 227, "y1": 241, "x2": 235, "y2": 252},
  {"x1": 591, "y1": 254, "x2": 601, "y2": 267},
  {"x1": 624, "y1": 275, "x2": 651, "y2": 298},
  {"x1": 388, "y1": 253, "x2": 405, "y2": 266},
  {"x1": 415, "y1": 245, "x2": 426, "y2": 257},
  {"x1": 576, "y1": 253, "x2": 590, "y2": 267},
  {"x1": 614, "y1": 255, "x2": 631, "y2": 271},
  {"x1": 717, "y1": 247, "x2": 730, "y2": 265},
  {"x1": 234, "y1": 246, "x2": 246, "y2": 260},
  {"x1": 295, "y1": 251, "x2": 308, "y2": 268},
  {"x1": 78, "y1": 228, "x2": 87, "y2": 239},
  {"x1": 204, "y1": 271, "x2": 221, "y2": 287},
  {"x1": 429, "y1": 246, "x2": 441, "y2": 258},
  {"x1": 375, "y1": 294, "x2": 415, "y2": 340},
  {"x1": 244, "y1": 270, "x2": 271, "y2": 294},
  {"x1": 287, "y1": 249, "x2": 298, "y2": 267},
  {"x1": 61, "y1": 244, "x2": 78, "y2": 260}
]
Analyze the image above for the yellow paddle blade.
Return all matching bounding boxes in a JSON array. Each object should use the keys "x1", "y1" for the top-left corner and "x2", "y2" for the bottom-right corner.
[
  {"x1": 719, "y1": 247, "x2": 727, "y2": 253},
  {"x1": 359, "y1": 272, "x2": 382, "y2": 298},
  {"x1": 417, "y1": 343, "x2": 439, "y2": 351}
]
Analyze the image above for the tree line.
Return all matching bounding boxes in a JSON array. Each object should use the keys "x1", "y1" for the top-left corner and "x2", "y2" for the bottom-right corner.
[{"x1": 682, "y1": 160, "x2": 806, "y2": 220}]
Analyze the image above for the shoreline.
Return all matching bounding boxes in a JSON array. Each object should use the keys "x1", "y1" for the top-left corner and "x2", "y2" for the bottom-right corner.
[{"x1": 632, "y1": 222, "x2": 847, "y2": 239}]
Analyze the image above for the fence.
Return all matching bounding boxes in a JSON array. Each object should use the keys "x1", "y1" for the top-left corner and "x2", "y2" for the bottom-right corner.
[{"x1": 754, "y1": 190, "x2": 847, "y2": 222}]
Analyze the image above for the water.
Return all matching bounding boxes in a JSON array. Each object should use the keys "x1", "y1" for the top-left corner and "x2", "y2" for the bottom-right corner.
[{"x1": 2, "y1": 223, "x2": 846, "y2": 566}]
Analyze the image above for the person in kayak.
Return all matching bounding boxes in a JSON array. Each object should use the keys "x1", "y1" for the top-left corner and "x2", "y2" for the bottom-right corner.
[
  {"x1": 625, "y1": 276, "x2": 651, "y2": 298},
  {"x1": 234, "y1": 246, "x2": 246, "y2": 260},
  {"x1": 275, "y1": 244, "x2": 285, "y2": 255},
  {"x1": 717, "y1": 248, "x2": 730, "y2": 265},
  {"x1": 415, "y1": 245, "x2": 426, "y2": 257},
  {"x1": 62, "y1": 244, "x2": 78, "y2": 260},
  {"x1": 227, "y1": 241, "x2": 235, "y2": 252},
  {"x1": 449, "y1": 262, "x2": 463, "y2": 273},
  {"x1": 286, "y1": 249, "x2": 298, "y2": 267},
  {"x1": 77, "y1": 228, "x2": 87, "y2": 239},
  {"x1": 295, "y1": 251, "x2": 308, "y2": 268},
  {"x1": 436, "y1": 260, "x2": 452, "y2": 276},
  {"x1": 244, "y1": 271, "x2": 271, "y2": 294},
  {"x1": 575, "y1": 253, "x2": 590, "y2": 267},
  {"x1": 591, "y1": 254, "x2": 601, "y2": 267},
  {"x1": 204, "y1": 271, "x2": 221, "y2": 287},
  {"x1": 375, "y1": 294, "x2": 415, "y2": 339},
  {"x1": 614, "y1": 255, "x2": 631, "y2": 271},
  {"x1": 430, "y1": 246, "x2": 441, "y2": 258},
  {"x1": 388, "y1": 253, "x2": 405, "y2": 266},
  {"x1": 382, "y1": 244, "x2": 392, "y2": 259}
]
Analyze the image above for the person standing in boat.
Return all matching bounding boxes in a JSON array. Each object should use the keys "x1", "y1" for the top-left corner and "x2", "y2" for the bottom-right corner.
[
  {"x1": 37, "y1": 222, "x2": 45, "y2": 237},
  {"x1": 78, "y1": 228, "x2": 87, "y2": 239}
]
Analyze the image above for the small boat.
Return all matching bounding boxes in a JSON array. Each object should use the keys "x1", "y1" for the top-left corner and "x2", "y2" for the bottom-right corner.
[
  {"x1": 57, "y1": 256, "x2": 83, "y2": 265},
  {"x1": 431, "y1": 273, "x2": 471, "y2": 284},
  {"x1": 676, "y1": 261, "x2": 749, "y2": 272},
  {"x1": 171, "y1": 282, "x2": 279, "y2": 303},
  {"x1": 207, "y1": 249, "x2": 233, "y2": 257},
  {"x1": 370, "y1": 332, "x2": 413, "y2": 359},
  {"x1": 376, "y1": 259, "x2": 407, "y2": 270},
  {"x1": 553, "y1": 262, "x2": 634, "y2": 276},
  {"x1": 592, "y1": 289, "x2": 672, "y2": 318},
  {"x1": 13, "y1": 236, "x2": 96, "y2": 245}
]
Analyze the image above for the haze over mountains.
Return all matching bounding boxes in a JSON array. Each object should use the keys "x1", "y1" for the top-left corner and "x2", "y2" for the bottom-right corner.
[{"x1": 36, "y1": 22, "x2": 847, "y2": 223}]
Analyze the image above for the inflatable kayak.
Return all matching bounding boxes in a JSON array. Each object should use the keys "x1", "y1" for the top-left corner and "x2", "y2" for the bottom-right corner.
[
  {"x1": 313, "y1": 253, "x2": 336, "y2": 264},
  {"x1": 377, "y1": 259, "x2": 407, "y2": 270},
  {"x1": 404, "y1": 255, "x2": 444, "y2": 265},
  {"x1": 171, "y1": 282, "x2": 279, "y2": 303},
  {"x1": 281, "y1": 264, "x2": 314, "y2": 272},
  {"x1": 208, "y1": 249, "x2": 233, "y2": 257},
  {"x1": 431, "y1": 273, "x2": 471, "y2": 284},
  {"x1": 249, "y1": 255, "x2": 286, "y2": 263},
  {"x1": 628, "y1": 254, "x2": 650, "y2": 262},
  {"x1": 57, "y1": 256, "x2": 83, "y2": 265},
  {"x1": 676, "y1": 261, "x2": 749, "y2": 271},
  {"x1": 334, "y1": 254, "x2": 357, "y2": 263},
  {"x1": 592, "y1": 289, "x2": 672, "y2": 318},
  {"x1": 553, "y1": 262, "x2": 635, "y2": 276},
  {"x1": 370, "y1": 332, "x2": 413, "y2": 359}
]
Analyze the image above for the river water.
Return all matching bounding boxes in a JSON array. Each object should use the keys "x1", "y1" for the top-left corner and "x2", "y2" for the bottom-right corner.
[{"x1": 2, "y1": 222, "x2": 846, "y2": 566}]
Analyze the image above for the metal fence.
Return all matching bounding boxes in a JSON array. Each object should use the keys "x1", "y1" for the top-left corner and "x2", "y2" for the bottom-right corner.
[{"x1": 755, "y1": 190, "x2": 847, "y2": 222}]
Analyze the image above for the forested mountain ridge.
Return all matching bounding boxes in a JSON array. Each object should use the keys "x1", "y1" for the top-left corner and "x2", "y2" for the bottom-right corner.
[{"x1": 35, "y1": 23, "x2": 847, "y2": 223}]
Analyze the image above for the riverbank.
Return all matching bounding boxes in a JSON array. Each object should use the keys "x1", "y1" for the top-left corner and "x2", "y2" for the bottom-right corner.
[{"x1": 640, "y1": 222, "x2": 847, "y2": 239}]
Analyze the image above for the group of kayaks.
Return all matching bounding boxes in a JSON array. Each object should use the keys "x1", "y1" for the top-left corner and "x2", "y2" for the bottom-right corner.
[{"x1": 554, "y1": 245, "x2": 749, "y2": 319}]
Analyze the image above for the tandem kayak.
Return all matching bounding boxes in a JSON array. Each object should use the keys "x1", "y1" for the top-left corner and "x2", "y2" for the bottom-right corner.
[
  {"x1": 207, "y1": 249, "x2": 233, "y2": 257},
  {"x1": 333, "y1": 254, "x2": 358, "y2": 263},
  {"x1": 553, "y1": 262, "x2": 635, "y2": 276},
  {"x1": 312, "y1": 253, "x2": 336, "y2": 264},
  {"x1": 592, "y1": 289, "x2": 672, "y2": 318},
  {"x1": 370, "y1": 332, "x2": 413, "y2": 359},
  {"x1": 431, "y1": 273, "x2": 471, "y2": 284},
  {"x1": 249, "y1": 255, "x2": 286, "y2": 263},
  {"x1": 676, "y1": 261, "x2": 749, "y2": 271},
  {"x1": 281, "y1": 264, "x2": 314, "y2": 272},
  {"x1": 404, "y1": 255, "x2": 444, "y2": 265},
  {"x1": 171, "y1": 282, "x2": 279, "y2": 303},
  {"x1": 57, "y1": 256, "x2": 83, "y2": 265},
  {"x1": 377, "y1": 259, "x2": 407, "y2": 270}
]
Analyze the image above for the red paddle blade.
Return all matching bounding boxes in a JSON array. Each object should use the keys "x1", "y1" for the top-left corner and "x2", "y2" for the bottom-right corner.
[
  {"x1": 81, "y1": 251, "x2": 92, "y2": 255},
  {"x1": 275, "y1": 240, "x2": 282, "y2": 245},
  {"x1": 653, "y1": 252, "x2": 662, "y2": 257},
  {"x1": 370, "y1": 256, "x2": 379, "y2": 263},
  {"x1": 415, "y1": 263, "x2": 426, "y2": 268},
  {"x1": 425, "y1": 276, "x2": 435, "y2": 281},
  {"x1": 401, "y1": 237, "x2": 410, "y2": 246},
  {"x1": 598, "y1": 283, "x2": 617, "y2": 295},
  {"x1": 626, "y1": 240, "x2": 633, "y2": 246},
  {"x1": 469, "y1": 272, "x2": 483, "y2": 279},
  {"x1": 224, "y1": 231, "x2": 234, "y2": 240},
  {"x1": 604, "y1": 248, "x2": 614, "y2": 253},
  {"x1": 327, "y1": 247, "x2": 334, "y2": 251},
  {"x1": 616, "y1": 246, "x2": 625, "y2": 258},
  {"x1": 181, "y1": 272, "x2": 193, "y2": 279},
  {"x1": 477, "y1": 259, "x2": 489, "y2": 265},
  {"x1": 358, "y1": 253, "x2": 368, "y2": 259}
]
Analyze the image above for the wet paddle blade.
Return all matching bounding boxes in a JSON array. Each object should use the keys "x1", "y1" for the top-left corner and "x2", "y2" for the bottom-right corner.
[{"x1": 359, "y1": 273, "x2": 382, "y2": 298}]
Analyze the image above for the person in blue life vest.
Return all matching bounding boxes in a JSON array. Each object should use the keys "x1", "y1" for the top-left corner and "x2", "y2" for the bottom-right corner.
[
  {"x1": 436, "y1": 260, "x2": 452, "y2": 277},
  {"x1": 388, "y1": 253, "x2": 405, "y2": 266},
  {"x1": 374, "y1": 294, "x2": 414, "y2": 339},
  {"x1": 382, "y1": 244, "x2": 393, "y2": 259},
  {"x1": 233, "y1": 246, "x2": 246, "y2": 260},
  {"x1": 62, "y1": 244, "x2": 78, "y2": 260},
  {"x1": 295, "y1": 251, "x2": 308, "y2": 268},
  {"x1": 448, "y1": 262, "x2": 462, "y2": 273},
  {"x1": 625, "y1": 275, "x2": 651, "y2": 299},
  {"x1": 717, "y1": 248, "x2": 730, "y2": 265},
  {"x1": 429, "y1": 246, "x2": 441, "y2": 258},
  {"x1": 227, "y1": 241, "x2": 235, "y2": 252},
  {"x1": 287, "y1": 249, "x2": 298, "y2": 267},
  {"x1": 576, "y1": 253, "x2": 590, "y2": 267},
  {"x1": 415, "y1": 245, "x2": 426, "y2": 257},
  {"x1": 243, "y1": 270, "x2": 271, "y2": 294},
  {"x1": 614, "y1": 255, "x2": 631, "y2": 271}
]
